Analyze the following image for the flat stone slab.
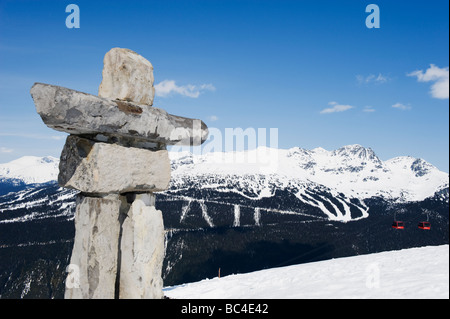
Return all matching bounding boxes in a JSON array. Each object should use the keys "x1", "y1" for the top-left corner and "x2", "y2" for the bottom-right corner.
[
  {"x1": 59, "y1": 135, "x2": 171, "y2": 194},
  {"x1": 30, "y1": 83, "x2": 208, "y2": 146}
]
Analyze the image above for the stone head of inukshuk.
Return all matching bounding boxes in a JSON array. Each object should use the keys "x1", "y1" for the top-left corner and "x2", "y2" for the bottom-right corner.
[{"x1": 30, "y1": 48, "x2": 208, "y2": 299}]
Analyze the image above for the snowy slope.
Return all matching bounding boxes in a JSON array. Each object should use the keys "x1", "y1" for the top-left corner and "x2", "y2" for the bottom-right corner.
[
  {"x1": 0, "y1": 156, "x2": 59, "y2": 184},
  {"x1": 164, "y1": 245, "x2": 449, "y2": 299}
]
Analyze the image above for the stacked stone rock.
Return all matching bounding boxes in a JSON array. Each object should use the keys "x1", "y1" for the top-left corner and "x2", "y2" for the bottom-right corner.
[{"x1": 30, "y1": 48, "x2": 208, "y2": 299}]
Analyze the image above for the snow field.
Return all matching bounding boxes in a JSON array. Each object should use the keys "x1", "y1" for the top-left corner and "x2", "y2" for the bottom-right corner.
[{"x1": 164, "y1": 245, "x2": 449, "y2": 299}]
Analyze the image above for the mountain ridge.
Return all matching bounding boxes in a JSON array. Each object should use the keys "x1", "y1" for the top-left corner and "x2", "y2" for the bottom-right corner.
[
  {"x1": 1, "y1": 145, "x2": 448, "y2": 205},
  {"x1": 168, "y1": 144, "x2": 448, "y2": 203}
]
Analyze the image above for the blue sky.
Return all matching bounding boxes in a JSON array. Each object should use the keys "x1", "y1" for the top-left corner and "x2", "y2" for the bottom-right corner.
[{"x1": 0, "y1": 0, "x2": 448, "y2": 171}]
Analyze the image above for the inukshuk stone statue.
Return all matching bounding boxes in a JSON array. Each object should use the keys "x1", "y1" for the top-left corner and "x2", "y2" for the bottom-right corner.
[{"x1": 30, "y1": 48, "x2": 208, "y2": 299}]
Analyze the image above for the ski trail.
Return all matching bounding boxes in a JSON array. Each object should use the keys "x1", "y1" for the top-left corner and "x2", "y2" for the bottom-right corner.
[
  {"x1": 180, "y1": 200, "x2": 192, "y2": 223},
  {"x1": 300, "y1": 192, "x2": 339, "y2": 221},
  {"x1": 353, "y1": 199, "x2": 369, "y2": 219},
  {"x1": 199, "y1": 201, "x2": 214, "y2": 227},
  {"x1": 233, "y1": 205, "x2": 240, "y2": 227},
  {"x1": 335, "y1": 197, "x2": 353, "y2": 222},
  {"x1": 319, "y1": 195, "x2": 345, "y2": 221},
  {"x1": 254, "y1": 207, "x2": 261, "y2": 226}
]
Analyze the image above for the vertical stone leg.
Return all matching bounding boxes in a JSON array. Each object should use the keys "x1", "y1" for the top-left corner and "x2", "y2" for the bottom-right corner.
[
  {"x1": 119, "y1": 193, "x2": 165, "y2": 299},
  {"x1": 65, "y1": 194, "x2": 122, "y2": 299}
]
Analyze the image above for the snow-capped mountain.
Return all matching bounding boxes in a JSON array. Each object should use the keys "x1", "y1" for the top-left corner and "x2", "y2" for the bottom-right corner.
[
  {"x1": 1, "y1": 145, "x2": 447, "y2": 205},
  {"x1": 0, "y1": 156, "x2": 59, "y2": 185},
  {"x1": 169, "y1": 144, "x2": 448, "y2": 203}
]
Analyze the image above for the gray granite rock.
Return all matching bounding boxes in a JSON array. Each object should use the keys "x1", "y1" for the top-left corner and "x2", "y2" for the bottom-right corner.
[
  {"x1": 30, "y1": 83, "x2": 208, "y2": 146},
  {"x1": 119, "y1": 193, "x2": 165, "y2": 299},
  {"x1": 98, "y1": 48, "x2": 155, "y2": 106},
  {"x1": 64, "y1": 194, "x2": 123, "y2": 299},
  {"x1": 59, "y1": 135, "x2": 171, "y2": 194}
]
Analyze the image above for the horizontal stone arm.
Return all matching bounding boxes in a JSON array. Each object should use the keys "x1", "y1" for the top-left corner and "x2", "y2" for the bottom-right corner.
[{"x1": 30, "y1": 83, "x2": 208, "y2": 146}]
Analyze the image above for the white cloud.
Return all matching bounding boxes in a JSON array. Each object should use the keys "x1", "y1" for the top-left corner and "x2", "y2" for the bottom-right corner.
[
  {"x1": 209, "y1": 115, "x2": 219, "y2": 122},
  {"x1": 154, "y1": 80, "x2": 215, "y2": 98},
  {"x1": 356, "y1": 73, "x2": 390, "y2": 85},
  {"x1": 392, "y1": 102, "x2": 412, "y2": 111},
  {"x1": 407, "y1": 64, "x2": 449, "y2": 99},
  {"x1": 320, "y1": 101, "x2": 354, "y2": 114},
  {"x1": 363, "y1": 106, "x2": 376, "y2": 113},
  {"x1": 0, "y1": 147, "x2": 13, "y2": 153}
]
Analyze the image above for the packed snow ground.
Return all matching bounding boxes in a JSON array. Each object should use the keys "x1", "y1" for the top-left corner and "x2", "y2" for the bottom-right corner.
[{"x1": 164, "y1": 245, "x2": 449, "y2": 299}]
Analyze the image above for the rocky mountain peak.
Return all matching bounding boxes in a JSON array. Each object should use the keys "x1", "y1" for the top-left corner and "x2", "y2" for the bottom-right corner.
[{"x1": 333, "y1": 144, "x2": 380, "y2": 163}]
